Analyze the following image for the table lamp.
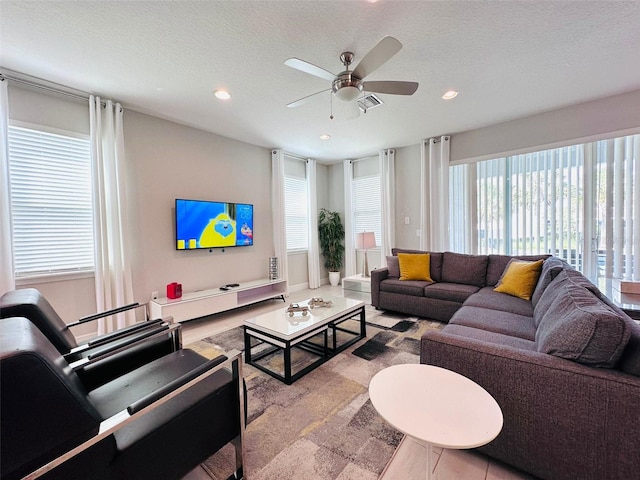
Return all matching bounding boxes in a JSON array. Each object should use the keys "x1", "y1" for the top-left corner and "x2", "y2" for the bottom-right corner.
[{"x1": 356, "y1": 232, "x2": 377, "y2": 277}]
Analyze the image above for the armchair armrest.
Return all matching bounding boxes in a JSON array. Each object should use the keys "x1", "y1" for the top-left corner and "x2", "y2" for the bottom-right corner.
[
  {"x1": 67, "y1": 323, "x2": 181, "y2": 369},
  {"x1": 86, "y1": 318, "x2": 165, "y2": 347},
  {"x1": 67, "y1": 302, "x2": 142, "y2": 327},
  {"x1": 23, "y1": 350, "x2": 244, "y2": 480}
]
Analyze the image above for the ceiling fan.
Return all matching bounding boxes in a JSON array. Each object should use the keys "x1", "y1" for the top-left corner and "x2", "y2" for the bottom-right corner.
[{"x1": 284, "y1": 36, "x2": 419, "y2": 118}]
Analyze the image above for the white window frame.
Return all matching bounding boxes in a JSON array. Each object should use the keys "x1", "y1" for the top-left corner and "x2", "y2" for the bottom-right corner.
[{"x1": 7, "y1": 121, "x2": 95, "y2": 283}]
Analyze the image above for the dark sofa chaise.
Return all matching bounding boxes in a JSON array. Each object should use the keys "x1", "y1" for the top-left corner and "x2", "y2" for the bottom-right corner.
[{"x1": 371, "y1": 250, "x2": 640, "y2": 480}]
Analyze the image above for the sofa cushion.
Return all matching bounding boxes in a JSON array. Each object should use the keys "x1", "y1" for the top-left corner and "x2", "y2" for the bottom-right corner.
[
  {"x1": 493, "y1": 259, "x2": 544, "y2": 301},
  {"x1": 617, "y1": 321, "x2": 640, "y2": 376},
  {"x1": 423, "y1": 283, "x2": 480, "y2": 303},
  {"x1": 535, "y1": 282, "x2": 631, "y2": 367},
  {"x1": 450, "y1": 306, "x2": 537, "y2": 341},
  {"x1": 486, "y1": 254, "x2": 550, "y2": 286},
  {"x1": 385, "y1": 256, "x2": 400, "y2": 278},
  {"x1": 392, "y1": 249, "x2": 443, "y2": 282},
  {"x1": 398, "y1": 253, "x2": 433, "y2": 282},
  {"x1": 531, "y1": 257, "x2": 566, "y2": 307},
  {"x1": 533, "y1": 271, "x2": 569, "y2": 327},
  {"x1": 379, "y1": 279, "x2": 431, "y2": 296},
  {"x1": 440, "y1": 324, "x2": 537, "y2": 351},
  {"x1": 441, "y1": 252, "x2": 488, "y2": 287},
  {"x1": 464, "y1": 287, "x2": 534, "y2": 317}
]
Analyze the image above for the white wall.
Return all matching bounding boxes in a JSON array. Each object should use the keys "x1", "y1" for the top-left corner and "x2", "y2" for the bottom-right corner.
[
  {"x1": 124, "y1": 110, "x2": 274, "y2": 302},
  {"x1": 394, "y1": 143, "x2": 421, "y2": 250},
  {"x1": 450, "y1": 89, "x2": 640, "y2": 164}
]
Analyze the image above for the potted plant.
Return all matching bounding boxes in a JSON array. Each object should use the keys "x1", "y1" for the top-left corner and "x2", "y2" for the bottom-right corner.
[{"x1": 318, "y1": 208, "x2": 345, "y2": 286}]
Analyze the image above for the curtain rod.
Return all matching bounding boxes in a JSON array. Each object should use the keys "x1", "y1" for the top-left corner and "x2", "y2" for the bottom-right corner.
[{"x1": 0, "y1": 72, "x2": 90, "y2": 104}]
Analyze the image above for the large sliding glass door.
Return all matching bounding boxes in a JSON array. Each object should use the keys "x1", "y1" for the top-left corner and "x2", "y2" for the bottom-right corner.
[{"x1": 452, "y1": 133, "x2": 639, "y2": 284}]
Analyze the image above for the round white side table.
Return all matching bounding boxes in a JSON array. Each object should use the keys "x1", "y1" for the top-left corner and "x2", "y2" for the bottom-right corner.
[{"x1": 369, "y1": 364, "x2": 503, "y2": 480}]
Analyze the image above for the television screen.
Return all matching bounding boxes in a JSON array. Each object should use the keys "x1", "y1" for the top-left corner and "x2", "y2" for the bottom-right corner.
[{"x1": 175, "y1": 199, "x2": 254, "y2": 249}]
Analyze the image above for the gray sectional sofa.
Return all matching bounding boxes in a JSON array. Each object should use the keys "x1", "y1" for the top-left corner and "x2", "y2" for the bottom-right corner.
[{"x1": 371, "y1": 250, "x2": 640, "y2": 480}]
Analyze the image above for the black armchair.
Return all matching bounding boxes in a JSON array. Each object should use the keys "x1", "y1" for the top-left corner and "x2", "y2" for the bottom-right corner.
[
  {"x1": 0, "y1": 288, "x2": 181, "y2": 390},
  {"x1": 0, "y1": 317, "x2": 245, "y2": 480}
]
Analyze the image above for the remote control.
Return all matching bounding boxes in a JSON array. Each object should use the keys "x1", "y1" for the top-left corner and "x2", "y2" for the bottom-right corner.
[
  {"x1": 227, "y1": 283, "x2": 239, "y2": 287},
  {"x1": 220, "y1": 286, "x2": 230, "y2": 291}
]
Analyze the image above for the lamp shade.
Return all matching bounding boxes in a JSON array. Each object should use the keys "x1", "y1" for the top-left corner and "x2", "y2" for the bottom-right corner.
[{"x1": 356, "y1": 232, "x2": 377, "y2": 250}]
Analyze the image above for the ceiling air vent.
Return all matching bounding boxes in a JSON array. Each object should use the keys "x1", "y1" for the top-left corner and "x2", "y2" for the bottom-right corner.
[{"x1": 358, "y1": 93, "x2": 383, "y2": 113}]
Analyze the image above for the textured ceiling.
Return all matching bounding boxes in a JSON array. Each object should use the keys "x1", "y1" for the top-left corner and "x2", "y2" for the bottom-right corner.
[{"x1": 1, "y1": 0, "x2": 640, "y2": 163}]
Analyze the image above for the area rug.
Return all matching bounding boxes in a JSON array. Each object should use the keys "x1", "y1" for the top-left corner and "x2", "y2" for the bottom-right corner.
[{"x1": 188, "y1": 315, "x2": 444, "y2": 480}]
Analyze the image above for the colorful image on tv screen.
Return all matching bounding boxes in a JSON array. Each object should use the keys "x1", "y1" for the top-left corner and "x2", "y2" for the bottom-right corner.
[{"x1": 176, "y1": 199, "x2": 253, "y2": 249}]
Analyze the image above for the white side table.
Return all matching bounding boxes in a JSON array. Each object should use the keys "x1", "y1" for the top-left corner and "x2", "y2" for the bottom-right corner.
[
  {"x1": 369, "y1": 364, "x2": 503, "y2": 480},
  {"x1": 342, "y1": 274, "x2": 371, "y2": 293}
]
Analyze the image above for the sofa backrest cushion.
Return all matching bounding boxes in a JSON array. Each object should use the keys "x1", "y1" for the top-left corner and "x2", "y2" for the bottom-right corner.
[
  {"x1": 486, "y1": 254, "x2": 550, "y2": 286},
  {"x1": 533, "y1": 271, "x2": 569, "y2": 327},
  {"x1": 531, "y1": 257, "x2": 566, "y2": 307},
  {"x1": 493, "y1": 259, "x2": 544, "y2": 301},
  {"x1": 441, "y1": 252, "x2": 488, "y2": 287},
  {"x1": 392, "y1": 249, "x2": 443, "y2": 282},
  {"x1": 535, "y1": 278, "x2": 631, "y2": 367},
  {"x1": 386, "y1": 256, "x2": 400, "y2": 278}
]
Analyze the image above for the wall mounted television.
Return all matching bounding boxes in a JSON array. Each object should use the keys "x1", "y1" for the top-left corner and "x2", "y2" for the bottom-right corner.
[{"x1": 175, "y1": 198, "x2": 254, "y2": 250}]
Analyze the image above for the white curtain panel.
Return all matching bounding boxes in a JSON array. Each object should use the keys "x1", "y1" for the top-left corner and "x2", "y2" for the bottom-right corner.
[
  {"x1": 271, "y1": 149, "x2": 289, "y2": 291},
  {"x1": 306, "y1": 159, "x2": 321, "y2": 288},
  {"x1": 90, "y1": 96, "x2": 135, "y2": 333},
  {"x1": 0, "y1": 78, "x2": 15, "y2": 294},
  {"x1": 379, "y1": 148, "x2": 396, "y2": 265},
  {"x1": 420, "y1": 136, "x2": 451, "y2": 251},
  {"x1": 343, "y1": 159, "x2": 356, "y2": 277}
]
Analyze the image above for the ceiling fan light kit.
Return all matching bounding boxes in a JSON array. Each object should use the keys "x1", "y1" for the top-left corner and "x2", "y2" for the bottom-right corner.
[{"x1": 285, "y1": 36, "x2": 419, "y2": 118}]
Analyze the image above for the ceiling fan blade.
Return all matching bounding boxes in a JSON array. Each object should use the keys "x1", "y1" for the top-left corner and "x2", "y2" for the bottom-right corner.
[
  {"x1": 284, "y1": 58, "x2": 336, "y2": 82},
  {"x1": 363, "y1": 81, "x2": 419, "y2": 95},
  {"x1": 344, "y1": 100, "x2": 360, "y2": 120},
  {"x1": 352, "y1": 36, "x2": 402, "y2": 80},
  {"x1": 287, "y1": 89, "x2": 330, "y2": 108}
]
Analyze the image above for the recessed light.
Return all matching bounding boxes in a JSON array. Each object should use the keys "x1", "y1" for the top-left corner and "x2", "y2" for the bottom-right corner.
[
  {"x1": 442, "y1": 90, "x2": 459, "y2": 100},
  {"x1": 214, "y1": 89, "x2": 231, "y2": 100},
  {"x1": 320, "y1": 134, "x2": 331, "y2": 140}
]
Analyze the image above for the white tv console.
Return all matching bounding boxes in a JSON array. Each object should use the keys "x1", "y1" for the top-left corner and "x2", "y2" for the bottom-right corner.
[{"x1": 149, "y1": 278, "x2": 287, "y2": 323}]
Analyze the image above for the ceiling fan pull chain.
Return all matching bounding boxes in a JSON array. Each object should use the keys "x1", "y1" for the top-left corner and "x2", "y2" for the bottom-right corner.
[{"x1": 330, "y1": 93, "x2": 334, "y2": 120}]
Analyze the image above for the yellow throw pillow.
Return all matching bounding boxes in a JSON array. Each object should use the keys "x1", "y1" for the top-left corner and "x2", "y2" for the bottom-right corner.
[
  {"x1": 398, "y1": 253, "x2": 433, "y2": 282},
  {"x1": 494, "y1": 259, "x2": 544, "y2": 300}
]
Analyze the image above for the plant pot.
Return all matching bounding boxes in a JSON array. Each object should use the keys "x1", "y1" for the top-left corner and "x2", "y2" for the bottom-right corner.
[{"x1": 329, "y1": 271, "x2": 341, "y2": 287}]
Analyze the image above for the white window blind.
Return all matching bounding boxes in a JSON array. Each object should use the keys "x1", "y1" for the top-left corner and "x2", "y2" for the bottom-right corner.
[
  {"x1": 284, "y1": 175, "x2": 309, "y2": 251},
  {"x1": 468, "y1": 133, "x2": 639, "y2": 282},
  {"x1": 7, "y1": 125, "x2": 95, "y2": 278},
  {"x1": 352, "y1": 174, "x2": 381, "y2": 246}
]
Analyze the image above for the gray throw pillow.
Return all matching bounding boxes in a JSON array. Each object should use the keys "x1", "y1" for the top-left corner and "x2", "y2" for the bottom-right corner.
[
  {"x1": 535, "y1": 281, "x2": 631, "y2": 367},
  {"x1": 531, "y1": 257, "x2": 565, "y2": 307},
  {"x1": 386, "y1": 256, "x2": 400, "y2": 278}
]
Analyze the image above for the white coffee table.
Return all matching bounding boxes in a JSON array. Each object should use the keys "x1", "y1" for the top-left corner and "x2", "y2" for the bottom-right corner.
[
  {"x1": 369, "y1": 364, "x2": 503, "y2": 480},
  {"x1": 244, "y1": 296, "x2": 365, "y2": 384}
]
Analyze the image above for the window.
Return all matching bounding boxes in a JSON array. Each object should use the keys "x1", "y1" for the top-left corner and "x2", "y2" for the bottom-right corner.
[
  {"x1": 7, "y1": 124, "x2": 94, "y2": 279},
  {"x1": 284, "y1": 175, "x2": 309, "y2": 251},
  {"x1": 464, "y1": 133, "x2": 639, "y2": 282},
  {"x1": 352, "y1": 174, "x2": 381, "y2": 246}
]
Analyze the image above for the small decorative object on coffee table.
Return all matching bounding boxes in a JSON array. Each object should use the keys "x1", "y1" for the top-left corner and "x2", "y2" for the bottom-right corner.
[
  {"x1": 369, "y1": 364, "x2": 503, "y2": 480},
  {"x1": 285, "y1": 303, "x2": 309, "y2": 317},
  {"x1": 308, "y1": 297, "x2": 333, "y2": 308}
]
